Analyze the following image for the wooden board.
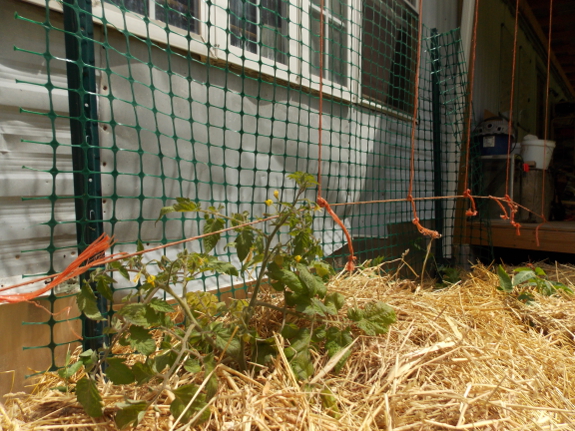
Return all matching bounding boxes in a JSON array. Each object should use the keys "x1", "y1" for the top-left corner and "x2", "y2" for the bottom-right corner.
[{"x1": 467, "y1": 220, "x2": 575, "y2": 254}]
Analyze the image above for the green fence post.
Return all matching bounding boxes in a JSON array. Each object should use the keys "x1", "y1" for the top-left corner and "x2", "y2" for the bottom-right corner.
[
  {"x1": 62, "y1": 0, "x2": 106, "y2": 351},
  {"x1": 430, "y1": 28, "x2": 444, "y2": 263}
]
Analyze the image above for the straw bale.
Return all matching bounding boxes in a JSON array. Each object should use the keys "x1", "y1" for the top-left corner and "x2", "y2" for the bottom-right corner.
[{"x1": 3, "y1": 263, "x2": 575, "y2": 430}]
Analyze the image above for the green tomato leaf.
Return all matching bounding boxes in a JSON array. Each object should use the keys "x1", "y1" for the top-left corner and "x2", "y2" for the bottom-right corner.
[
  {"x1": 289, "y1": 349, "x2": 314, "y2": 381},
  {"x1": 203, "y1": 354, "x2": 218, "y2": 401},
  {"x1": 116, "y1": 303, "x2": 149, "y2": 327},
  {"x1": 512, "y1": 270, "x2": 537, "y2": 287},
  {"x1": 206, "y1": 260, "x2": 239, "y2": 277},
  {"x1": 129, "y1": 326, "x2": 156, "y2": 356},
  {"x1": 321, "y1": 387, "x2": 341, "y2": 418},
  {"x1": 268, "y1": 262, "x2": 305, "y2": 294},
  {"x1": 552, "y1": 281, "x2": 574, "y2": 294},
  {"x1": 236, "y1": 228, "x2": 254, "y2": 262},
  {"x1": 324, "y1": 292, "x2": 346, "y2": 312},
  {"x1": 77, "y1": 283, "x2": 105, "y2": 321},
  {"x1": 174, "y1": 197, "x2": 199, "y2": 213},
  {"x1": 109, "y1": 260, "x2": 130, "y2": 280},
  {"x1": 116, "y1": 304, "x2": 163, "y2": 327},
  {"x1": 170, "y1": 384, "x2": 210, "y2": 425},
  {"x1": 348, "y1": 301, "x2": 396, "y2": 336},
  {"x1": 183, "y1": 358, "x2": 202, "y2": 374},
  {"x1": 325, "y1": 327, "x2": 354, "y2": 373},
  {"x1": 255, "y1": 339, "x2": 277, "y2": 365},
  {"x1": 115, "y1": 400, "x2": 148, "y2": 429},
  {"x1": 156, "y1": 205, "x2": 175, "y2": 223},
  {"x1": 313, "y1": 261, "x2": 333, "y2": 278},
  {"x1": 76, "y1": 377, "x2": 103, "y2": 418},
  {"x1": 58, "y1": 361, "x2": 83, "y2": 380},
  {"x1": 96, "y1": 276, "x2": 114, "y2": 301},
  {"x1": 79, "y1": 349, "x2": 97, "y2": 370},
  {"x1": 105, "y1": 357, "x2": 135, "y2": 385},
  {"x1": 299, "y1": 297, "x2": 335, "y2": 317},
  {"x1": 209, "y1": 322, "x2": 241, "y2": 361},
  {"x1": 149, "y1": 298, "x2": 174, "y2": 313},
  {"x1": 203, "y1": 217, "x2": 225, "y2": 253},
  {"x1": 132, "y1": 360, "x2": 156, "y2": 385},
  {"x1": 155, "y1": 349, "x2": 178, "y2": 373},
  {"x1": 297, "y1": 264, "x2": 326, "y2": 298},
  {"x1": 497, "y1": 265, "x2": 513, "y2": 292},
  {"x1": 517, "y1": 292, "x2": 535, "y2": 304}
]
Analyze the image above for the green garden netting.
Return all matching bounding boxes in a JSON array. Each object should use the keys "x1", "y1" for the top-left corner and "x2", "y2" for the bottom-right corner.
[{"x1": 12, "y1": 0, "x2": 482, "y2": 366}]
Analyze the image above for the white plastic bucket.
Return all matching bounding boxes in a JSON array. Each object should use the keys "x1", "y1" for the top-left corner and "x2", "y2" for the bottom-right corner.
[{"x1": 520, "y1": 134, "x2": 555, "y2": 170}]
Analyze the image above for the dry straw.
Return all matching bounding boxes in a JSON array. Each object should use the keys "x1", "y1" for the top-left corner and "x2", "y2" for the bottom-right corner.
[{"x1": 3, "y1": 262, "x2": 575, "y2": 430}]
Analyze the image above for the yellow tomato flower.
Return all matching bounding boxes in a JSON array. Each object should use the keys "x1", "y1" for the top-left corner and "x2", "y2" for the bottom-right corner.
[
  {"x1": 132, "y1": 272, "x2": 141, "y2": 283},
  {"x1": 294, "y1": 255, "x2": 302, "y2": 263},
  {"x1": 265, "y1": 199, "x2": 273, "y2": 206},
  {"x1": 273, "y1": 190, "x2": 280, "y2": 199},
  {"x1": 147, "y1": 275, "x2": 156, "y2": 286}
]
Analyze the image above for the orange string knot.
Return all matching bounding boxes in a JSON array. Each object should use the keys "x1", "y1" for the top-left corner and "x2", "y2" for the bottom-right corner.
[
  {"x1": 504, "y1": 194, "x2": 521, "y2": 236},
  {"x1": 316, "y1": 196, "x2": 356, "y2": 272},
  {"x1": 463, "y1": 189, "x2": 478, "y2": 217},
  {"x1": 412, "y1": 217, "x2": 442, "y2": 240}
]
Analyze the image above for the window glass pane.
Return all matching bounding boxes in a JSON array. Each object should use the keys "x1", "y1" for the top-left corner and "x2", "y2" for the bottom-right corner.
[
  {"x1": 311, "y1": 9, "x2": 322, "y2": 77},
  {"x1": 105, "y1": 0, "x2": 148, "y2": 16},
  {"x1": 230, "y1": 0, "x2": 258, "y2": 55},
  {"x1": 311, "y1": 5, "x2": 347, "y2": 85},
  {"x1": 230, "y1": 0, "x2": 288, "y2": 64},
  {"x1": 330, "y1": 21, "x2": 347, "y2": 86},
  {"x1": 330, "y1": 0, "x2": 344, "y2": 21},
  {"x1": 386, "y1": 6, "x2": 417, "y2": 112},
  {"x1": 155, "y1": 0, "x2": 199, "y2": 34},
  {"x1": 261, "y1": 0, "x2": 288, "y2": 64},
  {"x1": 361, "y1": 0, "x2": 416, "y2": 113}
]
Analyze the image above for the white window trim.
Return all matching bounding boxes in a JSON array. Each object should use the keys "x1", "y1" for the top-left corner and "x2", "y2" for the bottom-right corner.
[{"x1": 22, "y1": 0, "x2": 211, "y2": 57}]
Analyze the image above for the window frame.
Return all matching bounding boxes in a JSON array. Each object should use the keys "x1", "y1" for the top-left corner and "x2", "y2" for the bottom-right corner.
[
  {"x1": 211, "y1": 0, "x2": 300, "y2": 85},
  {"x1": 357, "y1": 0, "x2": 420, "y2": 120},
  {"x1": 22, "y1": 0, "x2": 419, "y2": 116}
]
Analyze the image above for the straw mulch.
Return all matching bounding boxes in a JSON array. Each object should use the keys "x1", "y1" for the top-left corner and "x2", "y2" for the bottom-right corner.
[{"x1": 3, "y1": 263, "x2": 575, "y2": 430}]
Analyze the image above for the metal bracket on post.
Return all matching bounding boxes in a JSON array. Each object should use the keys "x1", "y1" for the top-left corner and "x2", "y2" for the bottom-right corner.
[
  {"x1": 430, "y1": 29, "x2": 444, "y2": 263},
  {"x1": 62, "y1": 0, "x2": 106, "y2": 352}
]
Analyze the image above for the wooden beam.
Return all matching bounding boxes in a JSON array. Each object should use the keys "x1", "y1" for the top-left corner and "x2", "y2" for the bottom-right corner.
[
  {"x1": 467, "y1": 220, "x2": 575, "y2": 253},
  {"x1": 519, "y1": 0, "x2": 575, "y2": 99}
]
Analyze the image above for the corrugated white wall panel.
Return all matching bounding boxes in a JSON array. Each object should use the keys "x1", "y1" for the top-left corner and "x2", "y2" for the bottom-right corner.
[{"x1": 0, "y1": 0, "x2": 77, "y2": 291}]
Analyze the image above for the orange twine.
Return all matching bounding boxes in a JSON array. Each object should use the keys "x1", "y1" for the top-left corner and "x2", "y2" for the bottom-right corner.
[
  {"x1": 0, "y1": 234, "x2": 114, "y2": 304},
  {"x1": 407, "y1": 194, "x2": 442, "y2": 239},
  {"x1": 463, "y1": 189, "x2": 478, "y2": 217},
  {"x1": 504, "y1": 194, "x2": 521, "y2": 236},
  {"x1": 317, "y1": 197, "x2": 357, "y2": 272}
]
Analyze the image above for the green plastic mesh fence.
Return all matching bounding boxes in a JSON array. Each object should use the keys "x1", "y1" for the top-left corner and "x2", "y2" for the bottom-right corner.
[{"x1": 11, "y1": 0, "x2": 475, "y2": 364}]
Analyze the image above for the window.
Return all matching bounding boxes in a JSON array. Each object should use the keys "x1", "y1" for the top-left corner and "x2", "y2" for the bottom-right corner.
[
  {"x1": 229, "y1": 0, "x2": 289, "y2": 65},
  {"x1": 105, "y1": 0, "x2": 200, "y2": 35},
  {"x1": 97, "y1": 0, "x2": 419, "y2": 110},
  {"x1": 309, "y1": 0, "x2": 348, "y2": 86},
  {"x1": 361, "y1": 0, "x2": 418, "y2": 114}
]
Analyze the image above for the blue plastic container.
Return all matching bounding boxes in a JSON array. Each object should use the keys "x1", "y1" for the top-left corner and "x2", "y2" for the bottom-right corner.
[{"x1": 480, "y1": 134, "x2": 512, "y2": 156}]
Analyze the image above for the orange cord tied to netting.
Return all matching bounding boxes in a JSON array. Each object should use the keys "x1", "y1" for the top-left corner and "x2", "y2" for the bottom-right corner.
[
  {"x1": 0, "y1": 234, "x2": 114, "y2": 304},
  {"x1": 407, "y1": 194, "x2": 442, "y2": 239},
  {"x1": 317, "y1": 197, "x2": 357, "y2": 272},
  {"x1": 463, "y1": 189, "x2": 478, "y2": 217},
  {"x1": 504, "y1": 194, "x2": 521, "y2": 236}
]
